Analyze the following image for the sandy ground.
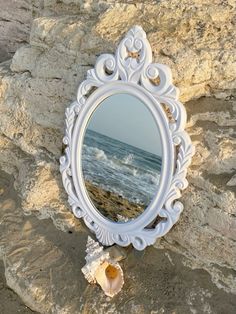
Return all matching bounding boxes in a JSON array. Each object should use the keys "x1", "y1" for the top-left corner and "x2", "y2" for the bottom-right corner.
[{"x1": 0, "y1": 261, "x2": 37, "y2": 314}]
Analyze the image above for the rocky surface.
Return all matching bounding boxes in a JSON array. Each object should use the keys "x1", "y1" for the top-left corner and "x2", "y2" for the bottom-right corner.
[
  {"x1": 0, "y1": 0, "x2": 34, "y2": 62},
  {"x1": 0, "y1": 0, "x2": 236, "y2": 312},
  {"x1": 0, "y1": 261, "x2": 36, "y2": 314},
  {"x1": 10, "y1": 0, "x2": 236, "y2": 102},
  {"x1": 85, "y1": 181, "x2": 145, "y2": 221},
  {"x1": 0, "y1": 169, "x2": 236, "y2": 313}
]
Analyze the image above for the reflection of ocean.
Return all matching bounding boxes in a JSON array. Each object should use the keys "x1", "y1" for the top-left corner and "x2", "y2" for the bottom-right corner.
[{"x1": 82, "y1": 129, "x2": 162, "y2": 207}]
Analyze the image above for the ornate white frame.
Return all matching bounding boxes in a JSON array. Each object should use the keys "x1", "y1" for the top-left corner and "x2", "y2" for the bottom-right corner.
[{"x1": 60, "y1": 26, "x2": 194, "y2": 250}]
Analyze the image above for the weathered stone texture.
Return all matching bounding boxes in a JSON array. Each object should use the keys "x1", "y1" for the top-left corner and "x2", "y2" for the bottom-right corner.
[
  {"x1": 10, "y1": 0, "x2": 236, "y2": 102},
  {"x1": 1, "y1": 169, "x2": 236, "y2": 313},
  {"x1": 0, "y1": 0, "x2": 32, "y2": 62},
  {"x1": 0, "y1": 0, "x2": 236, "y2": 312}
]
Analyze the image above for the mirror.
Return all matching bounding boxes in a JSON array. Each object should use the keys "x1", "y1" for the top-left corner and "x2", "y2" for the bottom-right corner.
[
  {"x1": 82, "y1": 94, "x2": 162, "y2": 222},
  {"x1": 60, "y1": 26, "x2": 194, "y2": 249}
]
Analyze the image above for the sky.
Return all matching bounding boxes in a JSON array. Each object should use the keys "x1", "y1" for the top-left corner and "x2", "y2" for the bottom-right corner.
[{"x1": 87, "y1": 93, "x2": 162, "y2": 156}]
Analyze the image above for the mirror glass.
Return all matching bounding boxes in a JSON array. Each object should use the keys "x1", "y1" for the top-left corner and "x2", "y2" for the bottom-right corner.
[{"x1": 82, "y1": 93, "x2": 162, "y2": 222}]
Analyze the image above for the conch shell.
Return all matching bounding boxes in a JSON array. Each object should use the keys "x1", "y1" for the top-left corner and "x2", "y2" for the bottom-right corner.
[{"x1": 81, "y1": 236, "x2": 124, "y2": 297}]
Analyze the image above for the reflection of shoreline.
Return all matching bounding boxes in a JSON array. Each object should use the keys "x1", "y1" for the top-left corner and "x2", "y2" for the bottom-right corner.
[
  {"x1": 88, "y1": 128, "x2": 162, "y2": 160},
  {"x1": 85, "y1": 180, "x2": 145, "y2": 222}
]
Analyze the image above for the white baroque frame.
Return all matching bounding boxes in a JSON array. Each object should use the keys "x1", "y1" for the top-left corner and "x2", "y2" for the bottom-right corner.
[{"x1": 60, "y1": 26, "x2": 194, "y2": 250}]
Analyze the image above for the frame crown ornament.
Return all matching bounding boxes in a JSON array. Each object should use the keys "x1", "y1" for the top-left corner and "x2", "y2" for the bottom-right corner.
[{"x1": 60, "y1": 26, "x2": 194, "y2": 250}]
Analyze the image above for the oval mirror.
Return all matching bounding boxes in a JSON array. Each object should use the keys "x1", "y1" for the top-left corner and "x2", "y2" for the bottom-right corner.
[
  {"x1": 60, "y1": 26, "x2": 194, "y2": 250},
  {"x1": 82, "y1": 93, "x2": 162, "y2": 222}
]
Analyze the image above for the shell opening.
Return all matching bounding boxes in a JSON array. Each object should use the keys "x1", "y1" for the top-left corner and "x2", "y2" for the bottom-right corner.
[
  {"x1": 105, "y1": 264, "x2": 119, "y2": 280},
  {"x1": 95, "y1": 261, "x2": 124, "y2": 297}
]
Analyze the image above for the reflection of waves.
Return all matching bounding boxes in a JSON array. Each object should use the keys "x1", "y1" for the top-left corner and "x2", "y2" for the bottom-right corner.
[{"x1": 82, "y1": 129, "x2": 162, "y2": 206}]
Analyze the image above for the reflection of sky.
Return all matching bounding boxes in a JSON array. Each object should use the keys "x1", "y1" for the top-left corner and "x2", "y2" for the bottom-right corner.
[{"x1": 87, "y1": 93, "x2": 162, "y2": 156}]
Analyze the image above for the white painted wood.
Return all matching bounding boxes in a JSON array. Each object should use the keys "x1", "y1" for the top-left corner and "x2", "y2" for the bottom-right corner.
[{"x1": 60, "y1": 26, "x2": 194, "y2": 250}]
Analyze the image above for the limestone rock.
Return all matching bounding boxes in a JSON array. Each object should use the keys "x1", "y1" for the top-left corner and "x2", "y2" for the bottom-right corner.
[
  {"x1": 0, "y1": 261, "x2": 35, "y2": 313},
  {"x1": 0, "y1": 0, "x2": 236, "y2": 312},
  {"x1": 0, "y1": 170, "x2": 236, "y2": 313},
  {"x1": 0, "y1": 0, "x2": 32, "y2": 62},
  {"x1": 6, "y1": 0, "x2": 236, "y2": 102}
]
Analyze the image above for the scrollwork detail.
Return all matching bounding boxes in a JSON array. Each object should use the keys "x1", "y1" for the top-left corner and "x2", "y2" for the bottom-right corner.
[{"x1": 60, "y1": 26, "x2": 194, "y2": 250}]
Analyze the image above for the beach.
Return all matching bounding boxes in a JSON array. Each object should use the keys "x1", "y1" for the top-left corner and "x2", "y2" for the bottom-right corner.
[
  {"x1": 82, "y1": 129, "x2": 162, "y2": 217},
  {"x1": 85, "y1": 180, "x2": 145, "y2": 221}
]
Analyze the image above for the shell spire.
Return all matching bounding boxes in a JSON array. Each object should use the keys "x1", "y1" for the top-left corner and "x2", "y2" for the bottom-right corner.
[
  {"x1": 81, "y1": 236, "x2": 110, "y2": 284},
  {"x1": 85, "y1": 236, "x2": 104, "y2": 262}
]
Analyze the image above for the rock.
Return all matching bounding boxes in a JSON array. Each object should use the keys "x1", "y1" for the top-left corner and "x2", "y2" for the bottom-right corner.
[
  {"x1": 0, "y1": 0, "x2": 32, "y2": 62},
  {"x1": 0, "y1": 260, "x2": 35, "y2": 313},
  {"x1": 5, "y1": 0, "x2": 236, "y2": 102},
  {"x1": 0, "y1": 170, "x2": 236, "y2": 313},
  {"x1": 227, "y1": 174, "x2": 236, "y2": 187},
  {"x1": 0, "y1": 0, "x2": 236, "y2": 311},
  {"x1": 84, "y1": 180, "x2": 145, "y2": 221}
]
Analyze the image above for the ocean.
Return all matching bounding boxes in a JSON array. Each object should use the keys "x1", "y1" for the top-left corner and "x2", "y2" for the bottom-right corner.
[{"x1": 82, "y1": 129, "x2": 162, "y2": 207}]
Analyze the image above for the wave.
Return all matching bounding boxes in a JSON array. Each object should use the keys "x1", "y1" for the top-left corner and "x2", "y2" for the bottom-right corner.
[
  {"x1": 122, "y1": 153, "x2": 134, "y2": 165},
  {"x1": 83, "y1": 144, "x2": 160, "y2": 183},
  {"x1": 82, "y1": 142, "x2": 161, "y2": 206},
  {"x1": 143, "y1": 172, "x2": 160, "y2": 185},
  {"x1": 83, "y1": 145, "x2": 108, "y2": 161}
]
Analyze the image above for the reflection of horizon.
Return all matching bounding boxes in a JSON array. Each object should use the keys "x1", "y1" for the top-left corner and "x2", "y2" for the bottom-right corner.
[
  {"x1": 82, "y1": 128, "x2": 162, "y2": 207},
  {"x1": 86, "y1": 93, "x2": 162, "y2": 156},
  {"x1": 87, "y1": 128, "x2": 162, "y2": 160}
]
